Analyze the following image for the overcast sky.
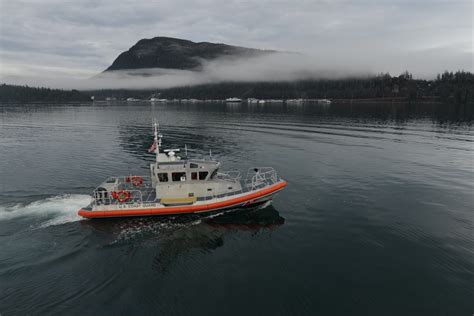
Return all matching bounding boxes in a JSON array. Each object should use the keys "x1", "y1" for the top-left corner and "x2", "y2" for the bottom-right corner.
[{"x1": 0, "y1": 0, "x2": 472, "y2": 87}]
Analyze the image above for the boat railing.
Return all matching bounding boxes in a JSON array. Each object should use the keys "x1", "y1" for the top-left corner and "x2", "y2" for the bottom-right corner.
[
  {"x1": 244, "y1": 167, "x2": 279, "y2": 191},
  {"x1": 215, "y1": 170, "x2": 241, "y2": 182},
  {"x1": 91, "y1": 175, "x2": 154, "y2": 206},
  {"x1": 95, "y1": 175, "x2": 153, "y2": 190},
  {"x1": 91, "y1": 189, "x2": 144, "y2": 207}
]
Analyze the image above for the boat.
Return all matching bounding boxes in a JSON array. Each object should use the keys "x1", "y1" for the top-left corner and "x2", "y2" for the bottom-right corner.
[
  {"x1": 317, "y1": 99, "x2": 332, "y2": 104},
  {"x1": 225, "y1": 97, "x2": 242, "y2": 103},
  {"x1": 247, "y1": 98, "x2": 259, "y2": 103},
  {"x1": 150, "y1": 98, "x2": 168, "y2": 102},
  {"x1": 78, "y1": 121, "x2": 287, "y2": 219},
  {"x1": 286, "y1": 98, "x2": 304, "y2": 104}
]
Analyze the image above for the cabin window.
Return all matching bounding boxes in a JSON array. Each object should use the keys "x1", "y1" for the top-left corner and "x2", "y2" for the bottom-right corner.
[
  {"x1": 191, "y1": 172, "x2": 198, "y2": 180},
  {"x1": 199, "y1": 171, "x2": 209, "y2": 180},
  {"x1": 158, "y1": 173, "x2": 168, "y2": 182},
  {"x1": 172, "y1": 172, "x2": 186, "y2": 182},
  {"x1": 190, "y1": 163, "x2": 199, "y2": 168},
  {"x1": 210, "y1": 169, "x2": 218, "y2": 179}
]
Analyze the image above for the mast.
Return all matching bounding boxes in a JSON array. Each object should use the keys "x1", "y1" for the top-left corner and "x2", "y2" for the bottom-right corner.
[{"x1": 153, "y1": 119, "x2": 161, "y2": 163}]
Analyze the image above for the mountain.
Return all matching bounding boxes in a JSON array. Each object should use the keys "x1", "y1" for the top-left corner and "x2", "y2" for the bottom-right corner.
[{"x1": 105, "y1": 37, "x2": 274, "y2": 72}]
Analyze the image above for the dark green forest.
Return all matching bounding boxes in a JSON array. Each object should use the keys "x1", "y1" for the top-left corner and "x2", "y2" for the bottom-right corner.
[
  {"x1": 1, "y1": 71, "x2": 473, "y2": 103},
  {"x1": 0, "y1": 84, "x2": 91, "y2": 103},
  {"x1": 88, "y1": 71, "x2": 474, "y2": 103}
]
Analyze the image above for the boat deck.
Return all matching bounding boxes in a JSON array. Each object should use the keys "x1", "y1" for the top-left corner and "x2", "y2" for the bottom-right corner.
[{"x1": 91, "y1": 167, "x2": 279, "y2": 208}]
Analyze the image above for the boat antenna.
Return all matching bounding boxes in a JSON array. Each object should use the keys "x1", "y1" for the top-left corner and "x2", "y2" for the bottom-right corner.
[
  {"x1": 209, "y1": 149, "x2": 212, "y2": 160},
  {"x1": 153, "y1": 119, "x2": 162, "y2": 163},
  {"x1": 185, "y1": 144, "x2": 188, "y2": 159}
]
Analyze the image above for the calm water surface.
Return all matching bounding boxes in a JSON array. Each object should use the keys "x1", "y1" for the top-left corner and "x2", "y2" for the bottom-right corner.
[{"x1": 0, "y1": 102, "x2": 473, "y2": 315}]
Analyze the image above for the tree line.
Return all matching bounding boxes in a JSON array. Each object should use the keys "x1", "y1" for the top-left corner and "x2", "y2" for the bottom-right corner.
[
  {"x1": 1, "y1": 71, "x2": 473, "y2": 104},
  {"x1": 0, "y1": 84, "x2": 91, "y2": 103},
  {"x1": 155, "y1": 71, "x2": 473, "y2": 103},
  {"x1": 89, "y1": 71, "x2": 473, "y2": 104}
]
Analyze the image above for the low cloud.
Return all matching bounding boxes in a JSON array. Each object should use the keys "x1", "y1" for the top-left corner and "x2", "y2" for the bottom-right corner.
[
  {"x1": 3, "y1": 53, "x2": 375, "y2": 90},
  {"x1": 3, "y1": 46, "x2": 472, "y2": 90}
]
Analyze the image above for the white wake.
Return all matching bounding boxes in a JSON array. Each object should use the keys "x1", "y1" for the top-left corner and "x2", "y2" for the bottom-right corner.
[{"x1": 0, "y1": 194, "x2": 91, "y2": 227}]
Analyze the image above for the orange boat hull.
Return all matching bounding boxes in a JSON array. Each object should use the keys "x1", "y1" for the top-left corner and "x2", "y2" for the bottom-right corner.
[{"x1": 78, "y1": 180, "x2": 287, "y2": 219}]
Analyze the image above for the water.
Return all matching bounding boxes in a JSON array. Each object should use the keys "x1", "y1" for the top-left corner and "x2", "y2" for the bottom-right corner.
[{"x1": 0, "y1": 101, "x2": 472, "y2": 315}]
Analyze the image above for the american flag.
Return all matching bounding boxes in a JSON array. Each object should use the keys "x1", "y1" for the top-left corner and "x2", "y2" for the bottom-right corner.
[{"x1": 148, "y1": 140, "x2": 157, "y2": 153}]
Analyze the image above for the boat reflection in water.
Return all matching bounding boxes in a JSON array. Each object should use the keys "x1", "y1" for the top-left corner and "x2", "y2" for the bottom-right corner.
[{"x1": 80, "y1": 204, "x2": 285, "y2": 273}]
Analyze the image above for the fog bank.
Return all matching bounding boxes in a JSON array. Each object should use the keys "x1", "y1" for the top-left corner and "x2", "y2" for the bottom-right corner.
[{"x1": 2, "y1": 53, "x2": 376, "y2": 90}]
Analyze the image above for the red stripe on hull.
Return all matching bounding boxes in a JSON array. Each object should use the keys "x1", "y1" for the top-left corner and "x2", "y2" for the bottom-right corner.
[{"x1": 78, "y1": 180, "x2": 287, "y2": 219}]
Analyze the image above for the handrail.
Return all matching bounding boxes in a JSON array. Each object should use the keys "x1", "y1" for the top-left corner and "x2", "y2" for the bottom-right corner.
[
  {"x1": 92, "y1": 188, "x2": 144, "y2": 206},
  {"x1": 244, "y1": 167, "x2": 279, "y2": 190},
  {"x1": 93, "y1": 175, "x2": 152, "y2": 191},
  {"x1": 215, "y1": 170, "x2": 241, "y2": 182},
  {"x1": 102, "y1": 175, "x2": 151, "y2": 182},
  {"x1": 91, "y1": 175, "x2": 150, "y2": 206}
]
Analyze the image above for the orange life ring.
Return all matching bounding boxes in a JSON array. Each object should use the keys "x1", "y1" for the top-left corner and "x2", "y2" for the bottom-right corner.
[
  {"x1": 113, "y1": 190, "x2": 131, "y2": 203},
  {"x1": 131, "y1": 176, "x2": 143, "y2": 186}
]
